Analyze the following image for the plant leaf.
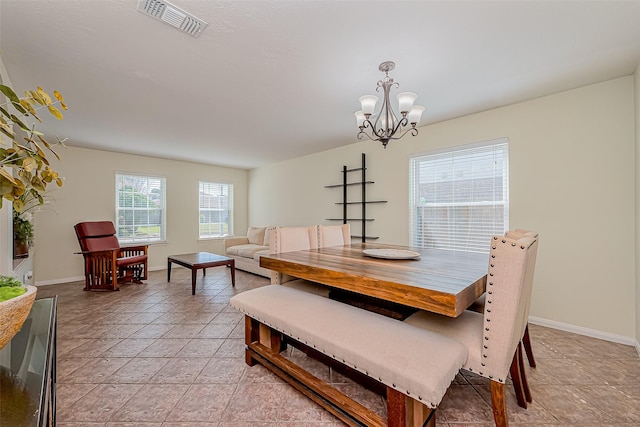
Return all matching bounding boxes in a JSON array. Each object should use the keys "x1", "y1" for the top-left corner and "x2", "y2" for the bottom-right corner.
[
  {"x1": 47, "y1": 105, "x2": 64, "y2": 120},
  {"x1": 10, "y1": 101, "x2": 28, "y2": 116},
  {"x1": 19, "y1": 99, "x2": 37, "y2": 116},
  {"x1": 21, "y1": 157, "x2": 36, "y2": 172},
  {"x1": 12, "y1": 198, "x2": 23, "y2": 212},
  {"x1": 0, "y1": 123, "x2": 15, "y2": 139},
  {"x1": 30, "y1": 90, "x2": 45, "y2": 106},
  {"x1": 10, "y1": 114, "x2": 35, "y2": 131},
  {"x1": 37, "y1": 87, "x2": 53, "y2": 106},
  {"x1": 0, "y1": 166, "x2": 17, "y2": 185},
  {"x1": 0, "y1": 85, "x2": 20, "y2": 104},
  {"x1": 38, "y1": 136, "x2": 60, "y2": 160}
]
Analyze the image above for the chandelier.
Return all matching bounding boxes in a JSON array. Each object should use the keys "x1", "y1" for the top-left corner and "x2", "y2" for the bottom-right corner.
[{"x1": 355, "y1": 61, "x2": 424, "y2": 148}]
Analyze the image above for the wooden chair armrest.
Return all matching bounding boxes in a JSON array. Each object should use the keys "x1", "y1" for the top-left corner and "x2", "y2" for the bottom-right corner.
[
  {"x1": 120, "y1": 244, "x2": 148, "y2": 251},
  {"x1": 75, "y1": 249, "x2": 118, "y2": 256}
]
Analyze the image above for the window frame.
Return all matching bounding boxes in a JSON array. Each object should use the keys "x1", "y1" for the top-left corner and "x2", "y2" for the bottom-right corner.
[
  {"x1": 115, "y1": 172, "x2": 167, "y2": 244},
  {"x1": 409, "y1": 139, "x2": 509, "y2": 253},
  {"x1": 198, "y1": 181, "x2": 233, "y2": 240}
]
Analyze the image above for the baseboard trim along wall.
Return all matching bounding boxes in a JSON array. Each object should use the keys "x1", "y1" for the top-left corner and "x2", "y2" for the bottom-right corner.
[
  {"x1": 35, "y1": 265, "x2": 166, "y2": 286},
  {"x1": 529, "y1": 316, "x2": 637, "y2": 348}
]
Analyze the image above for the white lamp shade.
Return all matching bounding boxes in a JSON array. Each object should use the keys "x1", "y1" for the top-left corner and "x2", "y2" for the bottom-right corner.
[
  {"x1": 397, "y1": 92, "x2": 417, "y2": 113},
  {"x1": 354, "y1": 110, "x2": 366, "y2": 127},
  {"x1": 407, "y1": 105, "x2": 425, "y2": 125},
  {"x1": 359, "y1": 95, "x2": 378, "y2": 115}
]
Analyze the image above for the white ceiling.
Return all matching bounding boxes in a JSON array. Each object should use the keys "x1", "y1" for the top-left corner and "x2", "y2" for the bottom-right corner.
[{"x1": 2, "y1": 1, "x2": 640, "y2": 169}]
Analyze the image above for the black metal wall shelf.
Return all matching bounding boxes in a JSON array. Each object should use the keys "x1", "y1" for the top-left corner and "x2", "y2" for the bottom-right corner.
[{"x1": 324, "y1": 153, "x2": 387, "y2": 242}]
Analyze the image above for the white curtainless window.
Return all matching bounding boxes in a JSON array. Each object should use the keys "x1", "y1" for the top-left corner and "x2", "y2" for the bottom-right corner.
[
  {"x1": 409, "y1": 139, "x2": 509, "y2": 253},
  {"x1": 116, "y1": 173, "x2": 166, "y2": 244},
  {"x1": 199, "y1": 181, "x2": 233, "y2": 239}
]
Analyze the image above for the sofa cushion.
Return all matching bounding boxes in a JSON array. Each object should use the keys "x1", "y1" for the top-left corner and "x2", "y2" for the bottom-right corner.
[
  {"x1": 226, "y1": 243, "x2": 268, "y2": 258},
  {"x1": 247, "y1": 226, "x2": 266, "y2": 245}
]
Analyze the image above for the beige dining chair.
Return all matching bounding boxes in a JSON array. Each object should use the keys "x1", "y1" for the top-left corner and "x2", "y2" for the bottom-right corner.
[
  {"x1": 467, "y1": 229, "x2": 539, "y2": 409},
  {"x1": 268, "y1": 225, "x2": 330, "y2": 296},
  {"x1": 317, "y1": 223, "x2": 351, "y2": 247},
  {"x1": 470, "y1": 229, "x2": 539, "y2": 368},
  {"x1": 405, "y1": 233, "x2": 539, "y2": 427}
]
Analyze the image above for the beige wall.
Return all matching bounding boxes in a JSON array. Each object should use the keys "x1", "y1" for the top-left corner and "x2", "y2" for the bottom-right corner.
[
  {"x1": 34, "y1": 146, "x2": 248, "y2": 284},
  {"x1": 250, "y1": 76, "x2": 637, "y2": 339}
]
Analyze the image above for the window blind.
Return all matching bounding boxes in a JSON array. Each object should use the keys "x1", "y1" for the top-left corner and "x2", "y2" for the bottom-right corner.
[
  {"x1": 199, "y1": 181, "x2": 233, "y2": 238},
  {"x1": 409, "y1": 140, "x2": 509, "y2": 253},
  {"x1": 116, "y1": 173, "x2": 166, "y2": 243}
]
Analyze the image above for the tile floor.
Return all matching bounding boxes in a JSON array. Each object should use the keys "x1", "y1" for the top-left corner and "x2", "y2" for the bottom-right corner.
[{"x1": 36, "y1": 267, "x2": 640, "y2": 426}]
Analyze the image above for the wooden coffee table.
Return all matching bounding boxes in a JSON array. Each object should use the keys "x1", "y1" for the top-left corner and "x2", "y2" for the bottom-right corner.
[{"x1": 167, "y1": 252, "x2": 235, "y2": 295}]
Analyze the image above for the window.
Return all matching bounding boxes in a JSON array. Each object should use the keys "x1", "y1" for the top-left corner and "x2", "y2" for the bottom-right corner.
[
  {"x1": 409, "y1": 139, "x2": 509, "y2": 253},
  {"x1": 199, "y1": 181, "x2": 233, "y2": 239},
  {"x1": 116, "y1": 173, "x2": 166, "y2": 243}
]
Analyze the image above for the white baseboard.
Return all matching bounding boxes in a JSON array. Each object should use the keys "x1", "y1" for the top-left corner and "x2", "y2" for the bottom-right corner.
[
  {"x1": 529, "y1": 316, "x2": 638, "y2": 348},
  {"x1": 35, "y1": 265, "x2": 166, "y2": 286},
  {"x1": 36, "y1": 275, "x2": 84, "y2": 286}
]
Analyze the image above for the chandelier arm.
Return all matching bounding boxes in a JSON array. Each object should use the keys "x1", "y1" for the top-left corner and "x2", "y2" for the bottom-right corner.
[
  {"x1": 363, "y1": 118, "x2": 383, "y2": 139},
  {"x1": 388, "y1": 116, "x2": 409, "y2": 138},
  {"x1": 356, "y1": 129, "x2": 378, "y2": 142},
  {"x1": 387, "y1": 126, "x2": 419, "y2": 141}
]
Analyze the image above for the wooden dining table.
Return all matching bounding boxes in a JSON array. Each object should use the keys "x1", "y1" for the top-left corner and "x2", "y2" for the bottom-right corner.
[{"x1": 259, "y1": 242, "x2": 489, "y2": 317}]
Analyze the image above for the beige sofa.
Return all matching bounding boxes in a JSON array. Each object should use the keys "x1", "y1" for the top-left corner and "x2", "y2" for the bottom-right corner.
[
  {"x1": 224, "y1": 224, "x2": 351, "y2": 278},
  {"x1": 223, "y1": 226, "x2": 272, "y2": 277}
]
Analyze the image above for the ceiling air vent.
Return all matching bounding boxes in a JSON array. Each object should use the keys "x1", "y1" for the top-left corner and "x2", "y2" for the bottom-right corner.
[{"x1": 137, "y1": 0, "x2": 207, "y2": 38}]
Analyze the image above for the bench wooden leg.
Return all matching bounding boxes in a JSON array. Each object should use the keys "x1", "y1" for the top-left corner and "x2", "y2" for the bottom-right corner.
[
  {"x1": 244, "y1": 316, "x2": 259, "y2": 366},
  {"x1": 386, "y1": 387, "x2": 406, "y2": 427},
  {"x1": 387, "y1": 387, "x2": 435, "y2": 427},
  {"x1": 490, "y1": 381, "x2": 508, "y2": 427}
]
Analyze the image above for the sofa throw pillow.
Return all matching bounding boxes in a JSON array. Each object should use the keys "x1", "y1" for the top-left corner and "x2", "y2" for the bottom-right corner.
[
  {"x1": 263, "y1": 227, "x2": 272, "y2": 246},
  {"x1": 247, "y1": 226, "x2": 266, "y2": 245}
]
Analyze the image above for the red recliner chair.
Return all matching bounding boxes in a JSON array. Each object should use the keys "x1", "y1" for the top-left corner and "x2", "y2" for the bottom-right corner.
[{"x1": 74, "y1": 221, "x2": 148, "y2": 291}]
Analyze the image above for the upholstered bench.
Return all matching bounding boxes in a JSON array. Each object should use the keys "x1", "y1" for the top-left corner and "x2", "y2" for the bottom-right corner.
[{"x1": 230, "y1": 285, "x2": 467, "y2": 427}]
